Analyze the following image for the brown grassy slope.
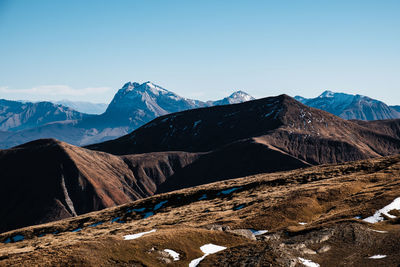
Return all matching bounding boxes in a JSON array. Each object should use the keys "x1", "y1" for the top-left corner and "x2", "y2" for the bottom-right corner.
[
  {"x1": 1, "y1": 154, "x2": 400, "y2": 266},
  {"x1": 0, "y1": 139, "x2": 198, "y2": 233}
]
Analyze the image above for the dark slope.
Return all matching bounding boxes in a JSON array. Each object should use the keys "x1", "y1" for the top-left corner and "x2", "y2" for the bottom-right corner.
[
  {"x1": 87, "y1": 95, "x2": 287, "y2": 154},
  {"x1": 88, "y1": 94, "x2": 400, "y2": 164},
  {"x1": 0, "y1": 139, "x2": 198, "y2": 233},
  {"x1": 157, "y1": 139, "x2": 310, "y2": 193}
]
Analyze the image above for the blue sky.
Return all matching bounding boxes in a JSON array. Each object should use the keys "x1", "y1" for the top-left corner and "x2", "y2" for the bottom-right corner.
[{"x1": 0, "y1": 0, "x2": 399, "y2": 104}]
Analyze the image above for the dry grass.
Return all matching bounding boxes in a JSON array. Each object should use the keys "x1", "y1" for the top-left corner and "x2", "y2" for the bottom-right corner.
[{"x1": 1, "y1": 154, "x2": 400, "y2": 266}]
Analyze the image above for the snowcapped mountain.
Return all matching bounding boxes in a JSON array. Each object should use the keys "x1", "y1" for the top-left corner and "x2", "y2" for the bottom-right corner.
[
  {"x1": 0, "y1": 82, "x2": 254, "y2": 148},
  {"x1": 209, "y1": 91, "x2": 255, "y2": 106},
  {"x1": 99, "y1": 82, "x2": 254, "y2": 129},
  {"x1": 295, "y1": 90, "x2": 400, "y2": 121},
  {"x1": 0, "y1": 99, "x2": 88, "y2": 132},
  {"x1": 55, "y1": 100, "x2": 108, "y2": 114}
]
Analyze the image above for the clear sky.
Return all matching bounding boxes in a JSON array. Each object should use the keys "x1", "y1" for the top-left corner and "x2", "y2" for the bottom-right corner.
[{"x1": 0, "y1": 0, "x2": 399, "y2": 104}]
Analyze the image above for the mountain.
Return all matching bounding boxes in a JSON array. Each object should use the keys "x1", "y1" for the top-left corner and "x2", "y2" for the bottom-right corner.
[
  {"x1": 0, "y1": 82, "x2": 254, "y2": 149},
  {"x1": 89, "y1": 94, "x2": 400, "y2": 156},
  {"x1": 0, "y1": 138, "x2": 199, "y2": 233},
  {"x1": 209, "y1": 91, "x2": 255, "y2": 106},
  {"x1": 295, "y1": 90, "x2": 400, "y2": 120},
  {"x1": 1, "y1": 94, "x2": 400, "y2": 234},
  {"x1": 0, "y1": 99, "x2": 88, "y2": 132},
  {"x1": 55, "y1": 100, "x2": 108, "y2": 114},
  {"x1": 88, "y1": 94, "x2": 400, "y2": 191},
  {"x1": 2, "y1": 154, "x2": 400, "y2": 266}
]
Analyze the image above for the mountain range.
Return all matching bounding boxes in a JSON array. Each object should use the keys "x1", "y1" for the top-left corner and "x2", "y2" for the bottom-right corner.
[
  {"x1": 1, "y1": 92, "x2": 400, "y2": 266},
  {"x1": 0, "y1": 82, "x2": 254, "y2": 149},
  {"x1": 295, "y1": 90, "x2": 400, "y2": 120},
  {"x1": 1, "y1": 94, "x2": 399, "y2": 234}
]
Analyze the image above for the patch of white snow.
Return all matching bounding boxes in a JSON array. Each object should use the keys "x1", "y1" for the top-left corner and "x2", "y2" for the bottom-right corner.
[
  {"x1": 164, "y1": 249, "x2": 180, "y2": 261},
  {"x1": 249, "y1": 229, "x2": 268, "y2": 236},
  {"x1": 123, "y1": 229, "x2": 156, "y2": 240},
  {"x1": 189, "y1": 244, "x2": 227, "y2": 267},
  {"x1": 298, "y1": 257, "x2": 320, "y2": 267},
  {"x1": 363, "y1": 197, "x2": 400, "y2": 223},
  {"x1": 369, "y1": 255, "x2": 387, "y2": 259}
]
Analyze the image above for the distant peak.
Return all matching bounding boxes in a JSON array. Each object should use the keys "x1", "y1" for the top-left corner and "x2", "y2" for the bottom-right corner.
[
  {"x1": 228, "y1": 91, "x2": 254, "y2": 101},
  {"x1": 319, "y1": 90, "x2": 335, "y2": 98}
]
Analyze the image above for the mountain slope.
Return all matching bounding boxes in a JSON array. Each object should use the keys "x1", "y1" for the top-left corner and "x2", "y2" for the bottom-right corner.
[
  {"x1": 0, "y1": 99, "x2": 88, "y2": 132},
  {"x1": 0, "y1": 139, "x2": 199, "y2": 233},
  {"x1": 295, "y1": 91, "x2": 400, "y2": 120},
  {"x1": 88, "y1": 94, "x2": 400, "y2": 163},
  {"x1": 1, "y1": 154, "x2": 400, "y2": 266}
]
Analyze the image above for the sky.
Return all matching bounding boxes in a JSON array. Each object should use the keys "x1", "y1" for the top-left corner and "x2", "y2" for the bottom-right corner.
[{"x1": 0, "y1": 0, "x2": 399, "y2": 104}]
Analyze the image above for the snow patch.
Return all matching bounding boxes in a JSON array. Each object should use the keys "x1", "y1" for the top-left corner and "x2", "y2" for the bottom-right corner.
[
  {"x1": 123, "y1": 229, "x2": 156, "y2": 240},
  {"x1": 369, "y1": 255, "x2": 387, "y2": 259},
  {"x1": 298, "y1": 222, "x2": 307, "y2": 225},
  {"x1": 298, "y1": 257, "x2": 320, "y2": 267},
  {"x1": 363, "y1": 197, "x2": 400, "y2": 223},
  {"x1": 249, "y1": 229, "x2": 268, "y2": 236},
  {"x1": 370, "y1": 229, "x2": 388, "y2": 233},
  {"x1": 189, "y1": 244, "x2": 227, "y2": 267},
  {"x1": 164, "y1": 249, "x2": 180, "y2": 261}
]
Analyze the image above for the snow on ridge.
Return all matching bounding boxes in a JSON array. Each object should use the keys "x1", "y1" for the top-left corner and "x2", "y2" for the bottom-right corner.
[{"x1": 363, "y1": 197, "x2": 400, "y2": 223}]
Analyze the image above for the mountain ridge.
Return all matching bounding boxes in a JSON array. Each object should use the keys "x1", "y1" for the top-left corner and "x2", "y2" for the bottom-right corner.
[
  {"x1": 0, "y1": 82, "x2": 254, "y2": 149},
  {"x1": 295, "y1": 90, "x2": 400, "y2": 120}
]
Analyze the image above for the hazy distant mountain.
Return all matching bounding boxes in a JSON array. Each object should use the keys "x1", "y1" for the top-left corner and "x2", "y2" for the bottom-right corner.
[
  {"x1": 0, "y1": 99, "x2": 88, "y2": 132},
  {"x1": 295, "y1": 90, "x2": 400, "y2": 120},
  {"x1": 55, "y1": 100, "x2": 108, "y2": 114},
  {"x1": 0, "y1": 82, "x2": 254, "y2": 148}
]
